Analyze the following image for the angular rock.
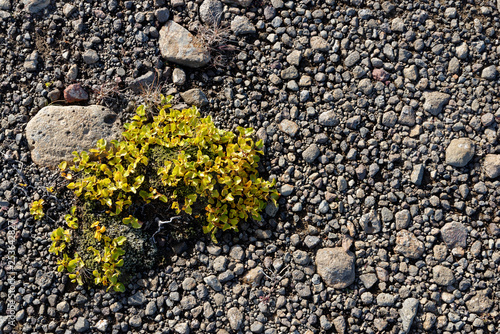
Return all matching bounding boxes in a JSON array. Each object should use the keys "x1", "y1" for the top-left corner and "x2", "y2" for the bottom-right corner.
[
  {"x1": 399, "y1": 106, "x2": 416, "y2": 126},
  {"x1": 24, "y1": 50, "x2": 39, "y2": 72},
  {"x1": 441, "y1": 221, "x2": 467, "y2": 248},
  {"x1": 359, "y1": 273, "x2": 378, "y2": 289},
  {"x1": 446, "y1": 138, "x2": 474, "y2": 167},
  {"x1": 159, "y1": 21, "x2": 211, "y2": 68},
  {"x1": 227, "y1": 307, "x2": 244, "y2": 330},
  {"x1": 75, "y1": 317, "x2": 90, "y2": 333},
  {"x1": 129, "y1": 71, "x2": 157, "y2": 93},
  {"x1": 372, "y1": 68, "x2": 390, "y2": 82},
  {"x1": 279, "y1": 119, "x2": 299, "y2": 137},
  {"x1": 64, "y1": 83, "x2": 89, "y2": 103},
  {"x1": 423, "y1": 92, "x2": 450, "y2": 115},
  {"x1": 400, "y1": 298, "x2": 419, "y2": 334},
  {"x1": 466, "y1": 290, "x2": 493, "y2": 314},
  {"x1": 231, "y1": 15, "x2": 256, "y2": 35},
  {"x1": 128, "y1": 291, "x2": 146, "y2": 306},
  {"x1": 180, "y1": 88, "x2": 209, "y2": 107},
  {"x1": 395, "y1": 230, "x2": 424, "y2": 259},
  {"x1": 25, "y1": 105, "x2": 122, "y2": 169},
  {"x1": 432, "y1": 265, "x2": 455, "y2": 286},
  {"x1": 483, "y1": 154, "x2": 500, "y2": 178},
  {"x1": 318, "y1": 111, "x2": 339, "y2": 127},
  {"x1": 315, "y1": 248, "x2": 355, "y2": 289},
  {"x1": 310, "y1": 36, "x2": 329, "y2": 52},
  {"x1": 410, "y1": 164, "x2": 425, "y2": 186}
]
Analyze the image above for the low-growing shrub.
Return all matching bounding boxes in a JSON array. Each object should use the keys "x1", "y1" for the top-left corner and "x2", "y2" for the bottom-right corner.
[{"x1": 44, "y1": 95, "x2": 279, "y2": 292}]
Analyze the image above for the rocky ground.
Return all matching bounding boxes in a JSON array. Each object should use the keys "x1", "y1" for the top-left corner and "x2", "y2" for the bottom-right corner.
[{"x1": 1, "y1": 0, "x2": 500, "y2": 333}]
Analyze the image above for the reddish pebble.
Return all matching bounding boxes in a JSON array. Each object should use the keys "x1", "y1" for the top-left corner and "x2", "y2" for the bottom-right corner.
[
  {"x1": 64, "y1": 83, "x2": 89, "y2": 103},
  {"x1": 372, "y1": 68, "x2": 390, "y2": 82}
]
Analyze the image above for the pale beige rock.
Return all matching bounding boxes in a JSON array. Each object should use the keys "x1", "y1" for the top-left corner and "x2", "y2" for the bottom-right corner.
[
  {"x1": 26, "y1": 105, "x2": 122, "y2": 169},
  {"x1": 159, "y1": 21, "x2": 211, "y2": 68}
]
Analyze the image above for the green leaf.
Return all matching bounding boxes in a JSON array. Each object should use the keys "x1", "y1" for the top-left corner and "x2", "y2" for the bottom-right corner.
[{"x1": 115, "y1": 236, "x2": 127, "y2": 246}]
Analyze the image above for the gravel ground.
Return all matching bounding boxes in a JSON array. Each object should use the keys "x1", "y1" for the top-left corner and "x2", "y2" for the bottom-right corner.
[{"x1": 1, "y1": 0, "x2": 500, "y2": 333}]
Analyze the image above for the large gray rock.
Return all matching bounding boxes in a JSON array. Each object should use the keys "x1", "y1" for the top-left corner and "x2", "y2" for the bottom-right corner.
[
  {"x1": 26, "y1": 105, "x2": 122, "y2": 169},
  {"x1": 400, "y1": 298, "x2": 419, "y2": 334},
  {"x1": 23, "y1": 0, "x2": 50, "y2": 13},
  {"x1": 483, "y1": 154, "x2": 500, "y2": 178},
  {"x1": 446, "y1": 138, "x2": 475, "y2": 167},
  {"x1": 180, "y1": 88, "x2": 209, "y2": 107},
  {"x1": 423, "y1": 92, "x2": 450, "y2": 115},
  {"x1": 315, "y1": 248, "x2": 355, "y2": 289},
  {"x1": 159, "y1": 21, "x2": 211, "y2": 68}
]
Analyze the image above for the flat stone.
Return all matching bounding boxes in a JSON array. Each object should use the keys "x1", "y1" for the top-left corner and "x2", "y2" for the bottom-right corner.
[
  {"x1": 466, "y1": 290, "x2": 493, "y2": 314},
  {"x1": 281, "y1": 66, "x2": 299, "y2": 80},
  {"x1": 410, "y1": 164, "x2": 425, "y2": 186},
  {"x1": 446, "y1": 138, "x2": 475, "y2": 167},
  {"x1": 377, "y1": 293, "x2": 397, "y2": 306},
  {"x1": 423, "y1": 92, "x2": 450, "y2": 115},
  {"x1": 129, "y1": 71, "x2": 157, "y2": 93},
  {"x1": 231, "y1": 15, "x2": 256, "y2": 35},
  {"x1": 315, "y1": 247, "x2": 355, "y2": 289},
  {"x1": 23, "y1": 0, "x2": 50, "y2": 13},
  {"x1": 180, "y1": 88, "x2": 209, "y2": 107},
  {"x1": 302, "y1": 144, "x2": 320, "y2": 163},
  {"x1": 25, "y1": 105, "x2": 122, "y2": 169},
  {"x1": 159, "y1": 21, "x2": 211, "y2": 68},
  {"x1": 432, "y1": 265, "x2": 455, "y2": 286},
  {"x1": 395, "y1": 230, "x2": 424, "y2": 259},
  {"x1": 441, "y1": 221, "x2": 468, "y2": 248},
  {"x1": 395, "y1": 210, "x2": 411, "y2": 230},
  {"x1": 359, "y1": 273, "x2": 378, "y2": 289},
  {"x1": 82, "y1": 49, "x2": 99, "y2": 65},
  {"x1": 286, "y1": 50, "x2": 302, "y2": 66},
  {"x1": 278, "y1": 119, "x2": 299, "y2": 137},
  {"x1": 75, "y1": 317, "x2": 90, "y2": 333},
  {"x1": 483, "y1": 154, "x2": 500, "y2": 178},
  {"x1": 318, "y1": 111, "x2": 339, "y2": 127},
  {"x1": 227, "y1": 307, "x2": 244, "y2": 330},
  {"x1": 400, "y1": 298, "x2": 419, "y2": 334},
  {"x1": 481, "y1": 65, "x2": 498, "y2": 80},
  {"x1": 128, "y1": 291, "x2": 146, "y2": 306},
  {"x1": 24, "y1": 50, "x2": 39, "y2": 72},
  {"x1": 344, "y1": 51, "x2": 360, "y2": 67}
]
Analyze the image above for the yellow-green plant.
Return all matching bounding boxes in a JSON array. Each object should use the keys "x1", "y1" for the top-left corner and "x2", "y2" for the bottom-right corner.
[
  {"x1": 49, "y1": 94, "x2": 279, "y2": 291},
  {"x1": 30, "y1": 199, "x2": 45, "y2": 220}
]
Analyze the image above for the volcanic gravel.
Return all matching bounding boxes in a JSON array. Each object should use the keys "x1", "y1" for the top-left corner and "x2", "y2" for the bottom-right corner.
[{"x1": 1, "y1": 0, "x2": 500, "y2": 333}]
